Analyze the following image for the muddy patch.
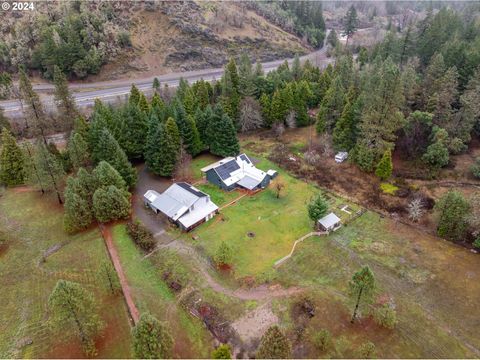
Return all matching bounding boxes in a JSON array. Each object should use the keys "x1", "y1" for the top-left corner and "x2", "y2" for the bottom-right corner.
[{"x1": 232, "y1": 301, "x2": 278, "y2": 346}]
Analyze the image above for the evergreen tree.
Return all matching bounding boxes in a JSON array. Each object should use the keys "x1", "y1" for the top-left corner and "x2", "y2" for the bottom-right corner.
[
  {"x1": 67, "y1": 132, "x2": 90, "y2": 170},
  {"x1": 48, "y1": 280, "x2": 103, "y2": 357},
  {"x1": 194, "y1": 79, "x2": 210, "y2": 110},
  {"x1": 0, "y1": 129, "x2": 25, "y2": 186},
  {"x1": 94, "y1": 129, "x2": 137, "y2": 188},
  {"x1": 349, "y1": 266, "x2": 376, "y2": 323},
  {"x1": 0, "y1": 106, "x2": 11, "y2": 133},
  {"x1": 22, "y1": 142, "x2": 45, "y2": 194},
  {"x1": 214, "y1": 241, "x2": 233, "y2": 267},
  {"x1": 307, "y1": 193, "x2": 329, "y2": 222},
  {"x1": 129, "y1": 84, "x2": 141, "y2": 105},
  {"x1": 53, "y1": 65, "x2": 77, "y2": 130},
  {"x1": 73, "y1": 115, "x2": 89, "y2": 141},
  {"x1": 259, "y1": 93, "x2": 272, "y2": 127},
  {"x1": 145, "y1": 118, "x2": 180, "y2": 177},
  {"x1": 194, "y1": 106, "x2": 211, "y2": 146},
  {"x1": 327, "y1": 29, "x2": 338, "y2": 48},
  {"x1": 256, "y1": 325, "x2": 291, "y2": 359},
  {"x1": 63, "y1": 177, "x2": 93, "y2": 233},
  {"x1": 333, "y1": 91, "x2": 360, "y2": 151},
  {"x1": 184, "y1": 115, "x2": 203, "y2": 156},
  {"x1": 206, "y1": 113, "x2": 240, "y2": 157},
  {"x1": 291, "y1": 54, "x2": 302, "y2": 81},
  {"x1": 221, "y1": 64, "x2": 240, "y2": 121},
  {"x1": 75, "y1": 167, "x2": 96, "y2": 206},
  {"x1": 19, "y1": 67, "x2": 50, "y2": 143},
  {"x1": 132, "y1": 313, "x2": 173, "y2": 359},
  {"x1": 93, "y1": 185, "x2": 130, "y2": 223},
  {"x1": 150, "y1": 92, "x2": 165, "y2": 112},
  {"x1": 435, "y1": 190, "x2": 471, "y2": 241},
  {"x1": 183, "y1": 88, "x2": 198, "y2": 116},
  {"x1": 375, "y1": 149, "x2": 393, "y2": 180},
  {"x1": 93, "y1": 161, "x2": 127, "y2": 192},
  {"x1": 153, "y1": 77, "x2": 160, "y2": 92},
  {"x1": 100, "y1": 260, "x2": 121, "y2": 295},
  {"x1": 356, "y1": 57, "x2": 404, "y2": 162},
  {"x1": 238, "y1": 53, "x2": 256, "y2": 97},
  {"x1": 34, "y1": 142, "x2": 65, "y2": 204},
  {"x1": 343, "y1": 5, "x2": 358, "y2": 47},
  {"x1": 317, "y1": 76, "x2": 346, "y2": 132},
  {"x1": 138, "y1": 93, "x2": 150, "y2": 114},
  {"x1": 118, "y1": 103, "x2": 148, "y2": 160}
]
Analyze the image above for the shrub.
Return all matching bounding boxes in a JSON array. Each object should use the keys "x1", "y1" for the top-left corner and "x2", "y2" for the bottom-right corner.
[
  {"x1": 212, "y1": 344, "x2": 232, "y2": 359},
  {"x1": 373, "y1": 304, "x2": 397, "y2": 329},
  {"x1": 117, "y1": 31, "x2": 132, "y2": 47},
  {"x1": 311, "y1": 329, "x2": 332, "y2": 352},
  {"x1": 356, "y1": 341, "x2": 376, "y2": 359},
  {"x1": 127, "y1": 220, "x2": 155, "y2": 252},
  {"x1": 473, "y1": 237, "x2": 480, "y2": 250},
  {"x1": 470, "y1": 158, "x2": 480, "y2": 179}
]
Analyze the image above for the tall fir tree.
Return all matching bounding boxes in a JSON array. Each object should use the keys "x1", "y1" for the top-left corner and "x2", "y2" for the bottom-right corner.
[
  {"x1": 206, "y1": 112, "x2": 240, "y2": 157},
  {"x1": 333, "y1": 88, "x2": 360, "y2": 151},
  {"x1": 238, "y1": 53, "x2": 256, "y2": 97},
  {"x1": 317, "y1": 76, "x2": 346, "y2": 132},
  {"x1": 93, "y1": 160, "x2": 128, "y2": 192},
  {"x1": 18, "y1": 67, "x2": 50, "y2": 144},
  {"x1": 94, "y1": 129, "x2": 137, "y2": 188},
  {"x1": 53, "y1": 65, "x2": 77, "y2": 131},
  {"x1": 93, "y1": 185, "x2": 130, "y2": 223},
  {"x1": 145, "y1": 118, "x2": 180, "y2": 177},
  {"x1": 48, "y1": 280, "x2": 103, "y2": 357},
  {"x1": 0, "y1": 129, "x2": 25, "y2": 186},
  {"x1": 34, "y1": 142, "x2": 65, "y2": 204},
  {"x1": 132, "y1": 313, "x2": 173, "y2": 359},
  {"x1": 343, "y1": 5, "x2": 358, "y2": 47},
  {"x1": 129, "y1": 84, "x2": 141, "y2": 105},
  {"x1": 67, "y1": 132, "x2": 90, "y2": 171},
  {"x1": 118, "y1": 103, "x2": 148, "y2": 160},
  {"x1": 63, "y1": 176, "x2": 93, "y2": 233}
]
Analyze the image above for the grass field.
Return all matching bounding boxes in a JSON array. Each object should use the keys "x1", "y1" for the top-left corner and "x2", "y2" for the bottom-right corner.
[
  {"x1": 274, "y1": 211, "x2": 480, "y2": 358},
  {"x1": 0, "y1": 190, "x2": 132, "y2": 358},
  {"x1": 186, "y1": 157, "x2": 359, "y2": 280},
  {"x1": 111, "y1": 224, "x2": 214, "y2": 358}
]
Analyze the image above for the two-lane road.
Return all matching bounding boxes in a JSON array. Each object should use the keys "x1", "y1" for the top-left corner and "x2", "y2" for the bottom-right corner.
[{"x1": 0, "y1": 46, "x2": 333, "y2": 119}]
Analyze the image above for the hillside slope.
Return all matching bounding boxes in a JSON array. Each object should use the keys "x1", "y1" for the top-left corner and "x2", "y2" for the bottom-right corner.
[
  {"x1": 0, "y1": 1, "x2": 311, "y2": 82},
  {"x1": 88, "y1": 2, "x2": 311, "y2": 81}
]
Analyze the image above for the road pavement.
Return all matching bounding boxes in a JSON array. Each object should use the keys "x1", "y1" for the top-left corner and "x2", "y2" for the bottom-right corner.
[{"x1": 0, "y1": 47, "x2": 333, "y2": 119}]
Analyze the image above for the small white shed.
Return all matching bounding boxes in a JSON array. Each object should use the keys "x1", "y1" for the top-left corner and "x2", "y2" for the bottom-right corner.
[
  {"x1": 335, "y1": 152, "x2": 348, "y2": 163},
  {"x1": 318, "y1": 213, "x2": 341, "y2": 232}
]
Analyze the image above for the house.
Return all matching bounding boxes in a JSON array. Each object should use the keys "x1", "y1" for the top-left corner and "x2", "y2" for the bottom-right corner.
[
  {"x1": 201, "y1": 153, "x2": 278, "y2": 191},
  {"x1": 317, "y1": 212, "x2": 341, "y2": 232},
  {"x1": 335, "y1": 151, "x2": 348, "y2": 163},
  {"x1": 143, "y1": 182, "x2": 218, "y2": 231}
]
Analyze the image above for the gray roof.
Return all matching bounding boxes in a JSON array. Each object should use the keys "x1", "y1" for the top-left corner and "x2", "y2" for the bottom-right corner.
[
  {"x1": 237, "y1": 175, "x2": 262, "y2": 190},
  {"x1": 318, "y1": 213, "x2": 341, "y2": 228},
  {"x1": 145, "y1": 183, "x2": 209, "y2": 221}
]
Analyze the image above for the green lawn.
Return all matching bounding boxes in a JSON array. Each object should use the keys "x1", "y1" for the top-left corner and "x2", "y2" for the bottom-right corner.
[
  {"x1": 0, "y1": 190, "x2": 132, "y2": 358},
  {"x1": 186, "y1": 157, "x2": 358, "y2": 280},
  {"x1": 111, "y1": 224, "x2": 213, "y2": 358},
  {"x1": 196, "y1": 183, "x2": 241, "y2": 207}
]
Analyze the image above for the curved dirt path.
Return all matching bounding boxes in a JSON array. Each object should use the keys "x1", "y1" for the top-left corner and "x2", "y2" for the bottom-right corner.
[{"x1": 146, "y1": 240, "x2": 303, "y2": 301}]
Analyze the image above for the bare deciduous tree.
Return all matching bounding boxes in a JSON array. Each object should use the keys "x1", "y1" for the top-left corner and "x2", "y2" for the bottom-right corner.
[
  {"x1": 407, "y1": 197, "x2": 425, "y2": 222},
  {"x1": 273, "y1": 123, "x2": 285, "y2": 138},
  {"x1": 285, "y1": 110, "x2": 297, "y2": 129},
  {"x1": 304, "y1": 150, "x2": 321, "y2": 166},
  {"x1": 239, "y1": 97, "x2": 263, "y2": 132},
  {"x1": 173, "y1": 145, "x2": 193, "y2": 182}
]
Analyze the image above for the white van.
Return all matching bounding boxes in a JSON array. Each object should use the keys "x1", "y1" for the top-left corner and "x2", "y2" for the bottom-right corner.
[{"x1": 335, "y1": 151, "x2": 348, "y2": 163}]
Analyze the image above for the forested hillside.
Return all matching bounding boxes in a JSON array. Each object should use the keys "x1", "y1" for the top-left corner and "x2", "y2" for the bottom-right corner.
[{"x1": 0, "y1": 1, "x2": 326, "y2": 81}]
